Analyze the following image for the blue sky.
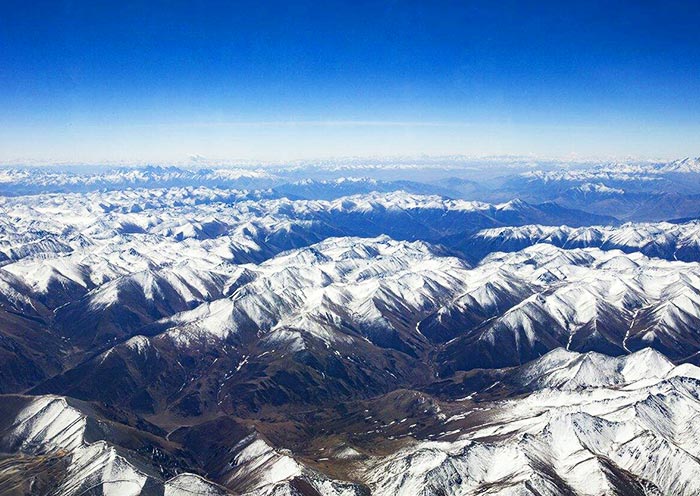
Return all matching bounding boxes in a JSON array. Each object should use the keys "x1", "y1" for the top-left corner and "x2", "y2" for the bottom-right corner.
[{"x1": 1, "y1": 0, "x2": 699, "y2": 163}]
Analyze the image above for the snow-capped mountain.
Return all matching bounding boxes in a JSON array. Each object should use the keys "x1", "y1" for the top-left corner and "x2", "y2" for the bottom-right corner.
[
  {"x1": 0, "y1": 188, "x2": 612, "y2": 321},
  {"x1": 0, "y1": 188, "x2": 611, "y2": 266},
  {"x1": 0, "y1": 394, "x2": 229, "y2": 495},
  {"x1": 461, "y1": 219, "x2": 700, "y2": 262},
  {"x1": 362, "y1": 348, "x2": 700, "y2": 495},
  {"x1": 656, "y1": 156, "x2": 700, "y2": 173},
  {"x1": 0, "y1": 393, "x2": 369, "y2": 495}
]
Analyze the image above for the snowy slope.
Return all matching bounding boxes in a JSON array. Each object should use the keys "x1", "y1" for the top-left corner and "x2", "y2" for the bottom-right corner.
[
  {"x1": 435, "y1": 244, "x2": 700, "y2": 369},
  {"x1": 463, "y1": 219, "x2": 700, "y2": 263},
  {"x1": 161, "y1": 235, "x2": 470, "y2": 349},
  {"x1": 222, "y1": 433, "x2": 366, "y2": 496},
  {"x1": 362, "y1": 348, "x2": 700, "y2": 496},
  {"x1": 0, "y1": 395, "x2": 368, "y2": 495},
  {"x1": 0, "y1": 395, "x2": 229, "y2": 495}
]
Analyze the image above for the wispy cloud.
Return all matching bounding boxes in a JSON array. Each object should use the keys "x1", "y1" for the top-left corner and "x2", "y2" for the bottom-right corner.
[{"x1": 150, "y1": 120, "x2": 475, "y2": 129}]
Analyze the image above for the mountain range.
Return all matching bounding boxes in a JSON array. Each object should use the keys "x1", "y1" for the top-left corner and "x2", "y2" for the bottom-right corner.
[{"x1": 2, "y1": 160, "x2": 700, "y2": 495}]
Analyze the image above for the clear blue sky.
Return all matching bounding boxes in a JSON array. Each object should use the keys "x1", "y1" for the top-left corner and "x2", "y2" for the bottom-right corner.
[{"x1": 1, "y1": 0, "x2": 699, "y2": 163}]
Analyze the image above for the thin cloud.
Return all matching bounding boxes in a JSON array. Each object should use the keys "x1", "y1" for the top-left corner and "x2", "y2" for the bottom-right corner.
[{"x1": 150, "y1": 120, "x2": 476, "y2": 129}]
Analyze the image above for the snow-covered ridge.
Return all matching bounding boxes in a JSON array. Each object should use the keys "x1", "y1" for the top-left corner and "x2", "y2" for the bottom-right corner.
[
  {"x1": 222, "y1": 433, "x2": 365, "y2": 496},
  {"x1": 466, "y1": 219, "x2": 700, "y2": 263},
  {"x1": 516, "y1": 347, "x2": 677, "y2": 390},
  {"x1": 661, "y1": 156, "x2": 700, "y2": 173},
  {"x1": 569, "y1": 182, "x2": 625, "y2": 194},
  {"x1": 3, "y1": 167, "x2": 700, "y2": 496},
  {"x1": 0, "y1": 395, "x2": 227, "y2": 495},
  {"x1": 163, "y1": 235, "x2": 470, "y2": 347},
  {"x1": 0, "y1": 187, "x2": 611, "y2": 396},
  {"x1": 2, "y1": 185, "x2": 700, "y2": 380},
  {"x1": 362, "y1": 348, "x2": 700, "y2": 495}
]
